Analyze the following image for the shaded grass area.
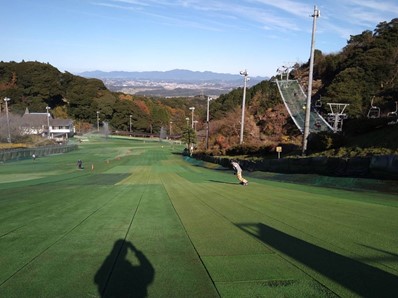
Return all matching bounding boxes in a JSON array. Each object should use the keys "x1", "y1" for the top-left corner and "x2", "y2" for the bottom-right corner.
[
  {"x1": 248, "y1": 171, "x2": 398, "y2": 197},
  {"x1": 162, "y1": 159, "x2": 398, "y2": 297},
  {"x1": 237, "y1": 223, "x2": 398, "y2": 297},
  {"x1": 0, "y1": 136, "x2": 397, "y2": 297},
  {"x1": 185, "y1": 154, "x2": 398, "y2": 196}
]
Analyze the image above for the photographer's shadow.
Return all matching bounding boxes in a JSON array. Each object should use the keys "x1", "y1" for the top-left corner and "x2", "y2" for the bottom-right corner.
[{"x1": 95, "y1": 239, "x2": 155, "y2": 298}]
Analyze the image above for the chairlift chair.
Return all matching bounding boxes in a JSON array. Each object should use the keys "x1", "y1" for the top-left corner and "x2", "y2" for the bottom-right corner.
[
  {"x1": 314, "y1": 119, "x2": 321, "y2": 130},
  {"x1": 387, "y1": 101, "x2": 398, "y2": 124},
  {"x1": 367, "y1": 96, "x2": 380, "y2": 118},
  {"x1": 314, "y1": 96, "x2": 322, "y2": 109}
]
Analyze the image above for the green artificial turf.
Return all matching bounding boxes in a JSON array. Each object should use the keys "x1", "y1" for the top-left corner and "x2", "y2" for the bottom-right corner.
[{"x1": 0, "y1": 136, "x2": 397, "y2": 297}]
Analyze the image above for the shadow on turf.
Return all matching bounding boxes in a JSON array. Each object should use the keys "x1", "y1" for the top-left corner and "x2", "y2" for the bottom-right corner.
[
  {"x1": 237, "y1": 223, "x2": 398, "y2": 297},
  {"x1": 208, "y1": 179, "x2": 237, "y2": 185},
  {"x1": 359, "y1": 244, "x2": 398, "y2": 258},
  {"x1": 95, "y1": 239, "x2": 155, "y2": 297},
  {"x1": 193, "y1": 164, "x2": 231, "y2": 171}
]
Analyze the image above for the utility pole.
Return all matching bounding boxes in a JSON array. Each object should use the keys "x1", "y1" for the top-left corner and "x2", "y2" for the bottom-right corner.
[
  {"x1": 46, "y1": 106, "x2": 51, "y2": 139},
  {"x1": 96, "y1": 111, "x2": 100, "y2": 132},
  {"x1": 189, "y1": 107, "x2": 195, "y2": 129},
  {"x1": 4, "y1": 97, "x2": 11, "y2": 143},
  {"x1": 206, "y1": 96, "x2": 212, "y2": 150},
  {"x1": 169, "y1": 121, "x2": 172, "y2": 138},
  {"x1": 302, "y1": 6, "x2": 320, "y2": 155},
  {"x1": 239, "y1": 70, "x2": 249, "y2": 144}
]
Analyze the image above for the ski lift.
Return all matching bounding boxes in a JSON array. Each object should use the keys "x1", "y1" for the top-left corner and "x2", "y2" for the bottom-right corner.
[
  {"x1": 367, "y1": 96, "x2": 380, "y2": 118},
  {"x1": 327, "y1": 103, "x2": 349, "y2": 132},
  {"x1": 387, "y1": 101, "x2": 398, "y2": 125}
]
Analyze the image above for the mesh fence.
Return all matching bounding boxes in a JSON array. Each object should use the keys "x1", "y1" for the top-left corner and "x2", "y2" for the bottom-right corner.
[
  {"x1": 193, "y1": 153, "x2": 398, "y2": 180},
  {"x1": 0, "y1": 144, "x2": 78, "y2": 162}
]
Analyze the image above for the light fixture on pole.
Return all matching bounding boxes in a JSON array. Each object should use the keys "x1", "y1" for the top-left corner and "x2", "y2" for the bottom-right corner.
[
  {"x1": 46, "y1": 106, "x2": 51, "y2": 139},
  {"x1": 239, "y1": 70, "x2": 249, "y2": 144},
  {"x1": 4, "y1": 97, "x2": 11, "y2": 143},
  {"x1": 206, "y1": 96, "x2": 213, "y2": 150},
  {"x1": 302, "y1": 5, "x2": 320, "y2": 155},
  {"x1": 129, "y1": 115, "x2": 132, "y2": 132},
  {"x1": 185, "y1": 117, "x2": 190, "y2": 127},
  {"x1": 189, "y1": 107, "x2": 195, "y2": 128},
  {"x1": 96, "y1": 111, "x2": 100, "y2": 132}
]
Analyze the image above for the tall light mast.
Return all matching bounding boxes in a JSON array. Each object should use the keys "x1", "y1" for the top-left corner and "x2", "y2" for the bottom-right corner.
[
  {"x1": 302, "y1": 5, "x2": 320, "y2": 155},
  {"x1": 239, "y1": 70, "x2": 249, "y2": 144}
]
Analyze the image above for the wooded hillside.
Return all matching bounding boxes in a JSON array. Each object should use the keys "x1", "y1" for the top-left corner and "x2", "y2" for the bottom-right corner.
[
  {"x1": 1, "y1": 19, "x2": 397, "y2": 155},
  {"x1": 0, "y1": 61, "x2": 202, "y2": 135},
  {"x1": 204, "y1": 18, "x2": 398, "y2": 154}
]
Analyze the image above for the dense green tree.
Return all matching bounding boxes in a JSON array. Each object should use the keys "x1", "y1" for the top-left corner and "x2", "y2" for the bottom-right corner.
[
  {"x1": 325, "y1": 67, "x2": 367, "y2": 117},
  {"x1": 181, "y1": 127, "x2": 196, "y2": 146},
  {"x1": 211, "y1": 88, "x2": 244, "y2": 119},
  {"x1": 109, "y1": 100, "x2": 133, "y2": 130}
]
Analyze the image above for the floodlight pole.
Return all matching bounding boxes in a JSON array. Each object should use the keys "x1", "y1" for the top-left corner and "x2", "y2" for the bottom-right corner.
[
  {"x1": 4, "y1": 97, "x2": 11, "y2": 143},
  {"x1": 206, "y1": 96, "x2": 212, "y2": 150},
  {"x1": 189, "y1": 107, "x2": 195, "y2": 128},
  {"x1": 96, "y1": 111, "x2": 100, "y2": 132},
  {"x1": 46, "y1": 106, "x2": 51, "y2": 139},
  {"x1": 302, "y1": 5, "x2": 320, "y2": 155},
  {"x1": 239, "y1": 70, "x2": 249, "y2": 144},
  {"x1": 129, "y1": 115, "x2": 132, "y2": 132},
  {"x1": 185, "y1": 117, "x2": 190, "y2": 149},
  {"x1": 169, "y1": 121, "x2": 172, "y2": 137}
]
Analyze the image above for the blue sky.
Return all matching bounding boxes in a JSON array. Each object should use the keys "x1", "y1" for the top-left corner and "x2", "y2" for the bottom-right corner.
[{"x1": 1, "y1": 0, "x2": 397, "y2": 77}]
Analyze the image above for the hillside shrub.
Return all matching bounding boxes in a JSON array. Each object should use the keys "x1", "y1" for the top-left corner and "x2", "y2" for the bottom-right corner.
[
  {"x1": 344, "y1": 118, "x2": 389, "y2": 135},
  {"x1": 307, "y1": 131, "x2": 347, "y2": 153},
  {"x1": 310, "y1": 146, "x2": 397, "y2": 158}
]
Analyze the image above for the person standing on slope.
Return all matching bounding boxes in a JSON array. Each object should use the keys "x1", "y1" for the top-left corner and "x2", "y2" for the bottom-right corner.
[{"x1": 231, "y1": 160, "x2": 248, "y2": 186}]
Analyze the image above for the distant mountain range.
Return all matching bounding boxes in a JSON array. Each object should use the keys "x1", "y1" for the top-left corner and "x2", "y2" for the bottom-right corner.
[
  {"x1": 79, "y1": 69, "x2": 268, "y2": 83},
  {"x1": 78, "y1": 69, "x2": 268, "y2": 97}
]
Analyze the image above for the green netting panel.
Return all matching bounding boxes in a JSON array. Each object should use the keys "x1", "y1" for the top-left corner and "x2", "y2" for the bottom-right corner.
[
  {"x1": 0, "y1": 145, "x2": 78, "y2": 162},
  {"x1": 276, "y1": 80, "x2": 332, "y2": 133}
]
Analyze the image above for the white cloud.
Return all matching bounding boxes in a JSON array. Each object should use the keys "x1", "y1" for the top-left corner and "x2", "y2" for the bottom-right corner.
[
  {"x1": 93, "y1": 1, "x2": 144, "y2": 11},
  {"x1": 348, "y1": 0, "x2": 398, "y2": 13},
  {"x1": 249, "y1": 0, "x2": 313, "y2": 18},
  {"x1": 93, "y1": 0, "x2": 304, "y2": 32}
]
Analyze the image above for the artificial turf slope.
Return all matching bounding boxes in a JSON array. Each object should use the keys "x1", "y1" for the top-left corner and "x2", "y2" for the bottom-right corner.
[{"x1": 0, "y1": 136, "x2": 397, "y2": 297}]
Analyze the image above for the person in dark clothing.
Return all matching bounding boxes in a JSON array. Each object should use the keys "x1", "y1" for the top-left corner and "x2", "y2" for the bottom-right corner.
[{"x1": 77, "y1": 160, "x2": 83, "y2": 169}]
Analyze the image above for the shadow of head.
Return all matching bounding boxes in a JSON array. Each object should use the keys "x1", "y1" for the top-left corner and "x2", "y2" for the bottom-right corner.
[{"x1": 95, "y1": 239, "x2": 155, "y2": 298}]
